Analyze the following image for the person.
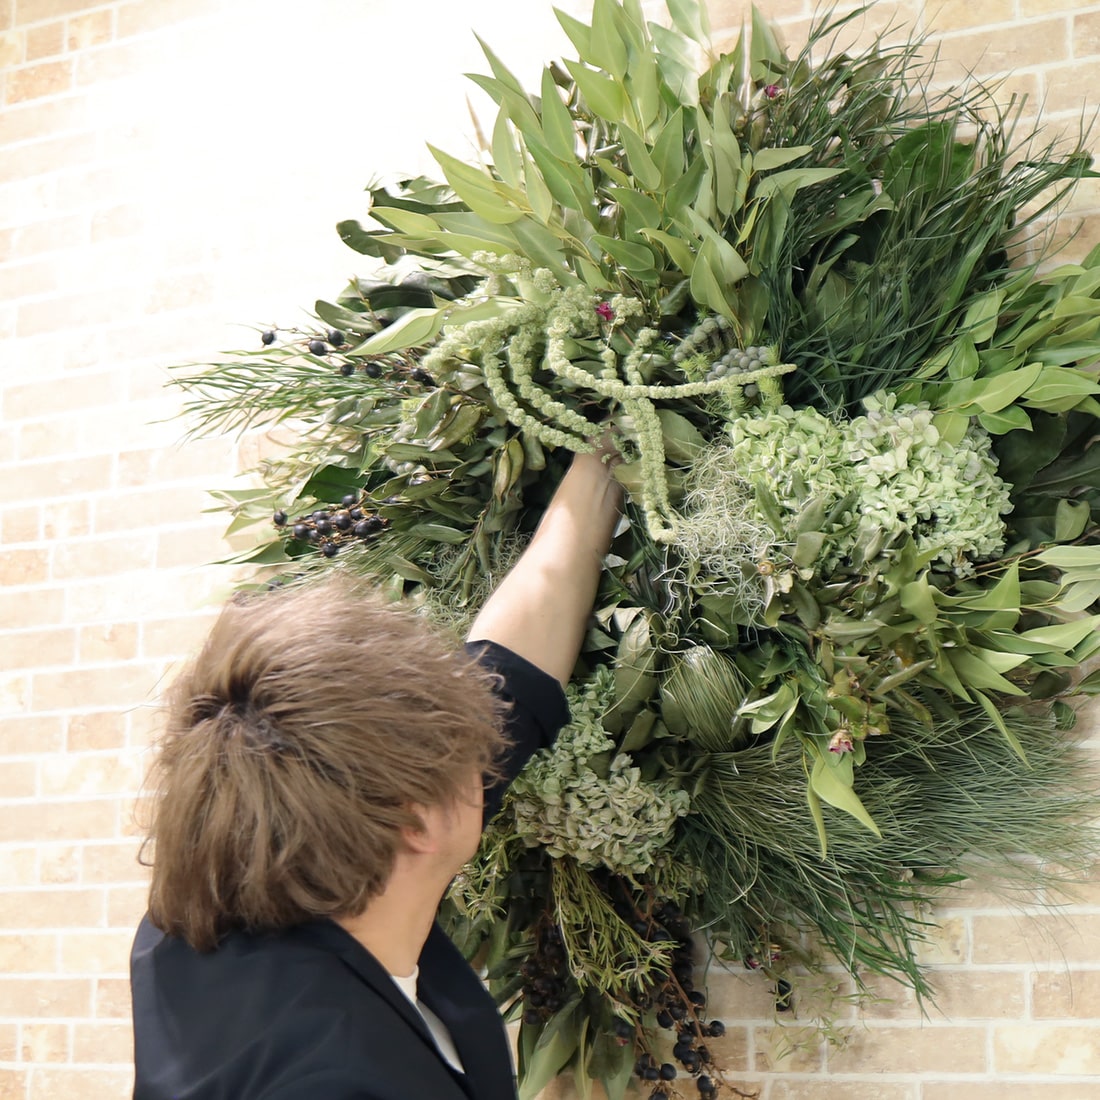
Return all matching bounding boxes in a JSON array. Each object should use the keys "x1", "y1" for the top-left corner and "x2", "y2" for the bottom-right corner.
[{"x1": 130, "y1": 449, "x2": 622, "y2": 1100}]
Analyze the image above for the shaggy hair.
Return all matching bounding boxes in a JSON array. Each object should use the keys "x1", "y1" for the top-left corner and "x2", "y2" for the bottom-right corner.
[{"x1": 141, "y1": 576, "x2": 508, "y2": 951}]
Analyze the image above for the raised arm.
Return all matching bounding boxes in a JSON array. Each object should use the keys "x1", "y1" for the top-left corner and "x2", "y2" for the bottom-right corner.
[{"x1": 466, "y1": 450, "x2": 622, "y2": 686}]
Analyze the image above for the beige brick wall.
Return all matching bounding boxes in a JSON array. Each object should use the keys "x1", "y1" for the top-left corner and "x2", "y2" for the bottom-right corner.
[{"x1": 0, "y1": 2, "x2": 1096, "y2": 1098}]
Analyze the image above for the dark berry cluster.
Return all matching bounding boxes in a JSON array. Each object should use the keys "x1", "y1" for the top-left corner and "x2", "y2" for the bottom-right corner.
[
  {"x1": 272, "y1": 493, "x2": 388, "y2": 558},
  {"x1": 519, "y1": 923, "x2": 571, "y2": 1025},
  {"x1": 259, "y1": 327, "x2": 436, "y2": 385},
  {"x1": 616, "y1": 898, "x2": 728, "y2": 1099}
]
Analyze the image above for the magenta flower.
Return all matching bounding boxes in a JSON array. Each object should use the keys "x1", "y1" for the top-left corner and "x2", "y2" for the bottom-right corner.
[
  {"x1": 828, "y1": 730, "x2": 854, "y2": 754},
  {"x1": 764, "y1": 83, "x2": 781, "y2": 99},
  {"x1": 595, "y1": 301, "x2": 614, "y2": 322}
]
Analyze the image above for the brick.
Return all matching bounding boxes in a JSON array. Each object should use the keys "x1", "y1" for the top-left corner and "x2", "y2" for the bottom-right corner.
[
  {"x1": 156, "y1": 523, "x2": 230, "y2": 568},
  {"x1": 0, "y1": 847, "x2": 36, "y2": 887},
  {"x1": 4, "y1": 57, "x2": 72, "y2": 103},
  {"x1": 0, "y1": 932, "x2": 57, "y2": 972},
  {"x1": 0, "y1": 256, "x2": 60, "y2": 297},
  {"x1": 73, "y1": 36, "x2": 158, "y2": 85},
  {"x1": 0, "y1": 628, "x2": 75, "y2": 669},
  {"x1": 922, "y1": 968, "x2": 1026, "y2": 1020},
  {"x1": 1031, "y1": 968, "x2": 1100, "y2": 1018},
  {"x1": 0, "y1": 546, "x2": 48, "y2": 584},
  {"x1": 31, "y1": 662, "x2": 158, "y2": 710},
  {"x1": 0, "y1": 977, "x2": 91, "y2": 1018},
  {"x1": 66, "y1": 8, "x2": 113, "y2": 51},
  {"x1": 90, "y1": 201, "x2": 143, "y2": 242},
  {"x1": 0, "y1": 586, "x2": 64, "y2": 630},
  {"x1": 1042, "y1": 213, "x2": 1100, "y2": 267},
  {"x1": 826, "y1": 1024, "x2": 987, "y2": 1074},
  {"x1": 65, "y1": 710, "x2": 127, "y2": 752},
  {"x1": 925, "y1": 0, "x2": 1016, "y2": 33},
  {"x1": 91, "y1": 486, "x2": 217, "y2": 535},
  {"x1": 1073, "y1": 11, "x2": 1100, "y2": 58},
  {"x1": 0, "y1": 93, "x2": 89, "y2": 146},
  {"x1": 0, "y1": 130, "x2": 97, "y2": 181},
  {"x1": 138, "y1": 612, "x2": 216, "y2": 661},
  {"x1": 0, "y1": 0, "x2": 12, "y2": 30},
  {"x1": 144, "y1": 270, "x2": 216, "y2": 314},
  {"x1": 0, "y1": 670, "x2": 30, "y2": 715},
  {"x1": 51, "y1": 535, "x2": 158, "y2": 581},
  {"x1": 59, "y1": 929, "x2": 133, "y2": 976},
  {"x1": 0, "y1": 28, "x2": 20, "y2": 66},
  {"x1": 37, "y1": 844, "x2": 79, "y2": 885},
  {"x1": 17, "y1": 0, "x2": 108, "y2": 20},
  {"x1": 78, "y1": 622, "x2": 139, "y2": 662},
  {"x1": 24, "y1": 19, "x2": 62, "y2": 60},
  {"x1": 93, "y1": 977, "x2": 130, "y2": 1019},
  {"x1": 15, "y1": 288, "x2": 128, "y2": 337},
  {"x1": 80, "y1": 841, "x2": 143, "y2": 885},
  {"x1": 26, "y1": 1067, "x2": 133, "y2": 1100},
  {"x1": 19, "y1": 1022, "x2": 68, "y2": 1063},
  {"x1": 0, "y1": 1022, "x2": 17, "y2": 1060},
  {"x1": 0, "y1": 761, "x2": 36, "y2": 796},
  {"x1": 0, "y1": 714, "x2": 64, "y2": 754},
  {"x1": 11, "y1": 213, "x2": 88, "y2": 257},
  {"x1": 106, "y1": 884, "x2": 147, "y2": 927},
  {"x1": 42, "y1": 497, "x2": 91, "y2": 539},
  {"x1": 993, "y1": 1023, "x2": 1100, "y2": 1075},
  {"x1": 0, "y1": 1071, "x2": 29, "y2": 1100},
  {"x1": 925, "y1": 1086, "x2": 1100, "y2": 1100},
  {"x1": 117, "y1": 436, "x2": 237, "y2": 487},
  {"x1": 39, "y1": 752, "x2": 141, "y2": 797},
  {"x1": 16, "y1": 415, "x2": 86, "y2": 459},
  {"x1": 4, "y1": 371, "x2": 124, "y2": 418},
  {"x1": 116, "y1": 0, "x2": 223, "y2": 38},
  {"x1": 768, "y1": 1083, "x2": 915, "y2": 1100},
  {"x1": 755, "y1": 1025, "x2": 826, "y2": 1072},
  {"x1": 937, "y1": 18, "x2": 1070, "y2": 76},
  {"x1": 971, "y1": 913, "x2": 1100, "y2": 965},
  {"x1": 0, "y1": 455, "x2": 113, "y2": 504},
  {"x1": 71, "y1": 1019, "x2": 131, "y2": 1063},
  {"x1": 0, "y1": 799, "x2": 115, "y2": 843},
  {"x1": 912, "y1": 915, "x2": 969, "y2": 965}
]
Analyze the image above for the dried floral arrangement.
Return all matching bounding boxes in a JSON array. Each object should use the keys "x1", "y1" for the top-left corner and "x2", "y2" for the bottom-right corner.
[{"x1": 175, "y1": 3, "x2": 1100, "y2": 1096}]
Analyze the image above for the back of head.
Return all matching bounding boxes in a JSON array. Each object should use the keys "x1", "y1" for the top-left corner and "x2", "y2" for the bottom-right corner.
[{"x1": 142, "y1": 576, "x2": 506, "y2": 951}]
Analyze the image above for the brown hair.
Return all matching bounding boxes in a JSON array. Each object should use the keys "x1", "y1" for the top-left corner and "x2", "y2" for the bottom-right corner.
[{"x1": 141, "y1": 575, "x2": 508, "y2": 951}]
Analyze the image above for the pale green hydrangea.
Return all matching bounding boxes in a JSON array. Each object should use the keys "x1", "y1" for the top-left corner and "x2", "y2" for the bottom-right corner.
[
  {"x1": 509, "y1": 668, "x2": 691, "y2": 876},
  {"x1": 680, "y1": 393, "x2": 1012, "y2": 578}
]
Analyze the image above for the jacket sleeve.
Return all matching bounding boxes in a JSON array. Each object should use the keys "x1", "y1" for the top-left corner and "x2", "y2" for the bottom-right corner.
[{"x1": 464, "y1": 639, "x2": 571, "y2": 823}]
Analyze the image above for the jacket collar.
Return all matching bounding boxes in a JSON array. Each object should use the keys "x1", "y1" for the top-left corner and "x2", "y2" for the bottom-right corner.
[{"x1": 288, "y1": 919, "x2": 480, "y2": 1098}]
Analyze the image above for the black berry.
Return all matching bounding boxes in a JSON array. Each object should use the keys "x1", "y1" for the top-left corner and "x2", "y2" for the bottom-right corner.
[
  {"x1": 409, "y1": 367, "x2": 434, "y2": 385},
  {"x1": 659, "y1": 1064, "x2": 677, "y2": 1080},
  {"x1": 707, "y1": 1020, "x2": 725, "y2": 1037},
  {"x1": 365, "y1": 362, "x2": 382, "y2": 378},
  {"x1": 339, "y1": 362, "x2": 354, "y2": 376},
  {"x1": 308, "y1": 339, "x2": 327, "y2": 355},
  {"x1": 292, "y1": 524, "x2": 309, "y2": 540},
  {"x1": 315, "y1": 517, "x2": 333, "y2": 536},
  {"x1": 321, "y1": 541, "x2": 339, "y2": 558},
  {"x1": 327, "y1": 329, "x2": 346, "y2": 346},
  {"x1": 341, "y1": 494, "x2": 357, "y2": 507},
  {"x1": 272, "y1": 510, "x2": 287, "y2": 526},
  {"x1": 261, "y1": 329, "x2": 276, "y2": 345},
  {"x1": 333, "y1": 511, "x2": 352, "y2": 531}
]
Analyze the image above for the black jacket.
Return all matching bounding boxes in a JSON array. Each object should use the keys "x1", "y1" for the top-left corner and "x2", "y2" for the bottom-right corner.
[{"x1": 131, "y1": 642, "x2": 570, "y2": 1100}]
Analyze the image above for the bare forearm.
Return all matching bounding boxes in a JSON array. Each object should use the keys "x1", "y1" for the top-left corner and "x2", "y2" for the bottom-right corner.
[{"x1": 467, "y1": 451, "x2": 622, "y2": 685}]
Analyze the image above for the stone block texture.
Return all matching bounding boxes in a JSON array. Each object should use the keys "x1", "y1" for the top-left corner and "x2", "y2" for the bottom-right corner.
[{"x1": 1, "y1": 2, "x2": 1098, "y2": 1098}]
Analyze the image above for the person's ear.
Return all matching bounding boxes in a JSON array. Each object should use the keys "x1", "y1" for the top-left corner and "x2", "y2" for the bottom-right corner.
[{"x1": 399, "y1": 803, "x2": 442, "y2": 855}]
